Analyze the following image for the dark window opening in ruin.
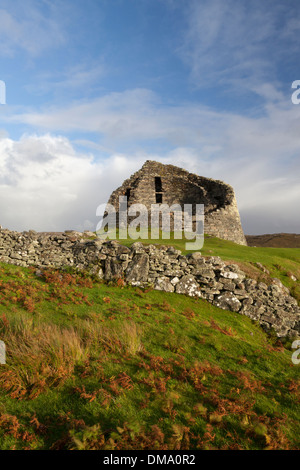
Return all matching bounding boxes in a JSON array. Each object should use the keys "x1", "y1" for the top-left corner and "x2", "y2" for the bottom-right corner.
[
  {"x1": 155, "y1": 177, "x2": 163, "y2": 203},
  {"x1": 156, "y1": 193, "x2": 162, "y2": 204},
  {"x1": 125, "y1": 188, "x2": 131, "y2": 202},
  {"x1": 155, "y1": 177, "x2": 163, "y2": 193},
  {"x1": 119, "y1": 188, "x2": 131, "y2": 212}
]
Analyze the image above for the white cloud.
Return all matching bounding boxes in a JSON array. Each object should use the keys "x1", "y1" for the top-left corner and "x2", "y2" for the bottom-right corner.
[
  {"x1": 0, "y1": 134, "x2": 95, "y2": 231},
  {"x1": 0, "y1": 134, "x2": 149, "y2": 232},
  {"x1": 0, "y1": 1, "x2": 66, "y2": 57},
  {"x1": 0, "y1": 130, "x2": 299, "y2": 235},
  {"x1": 12, "y1": 89, "x2": 201, "y2": 144}
]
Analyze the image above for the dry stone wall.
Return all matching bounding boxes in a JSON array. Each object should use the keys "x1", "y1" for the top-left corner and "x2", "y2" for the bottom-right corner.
[{"x1": 0, "y1": 228, "x2": 299, "y2": 338}]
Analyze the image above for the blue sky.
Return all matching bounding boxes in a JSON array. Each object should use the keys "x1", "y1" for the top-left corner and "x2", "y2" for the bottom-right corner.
[{"x1": 0, "y1": 0, "x2": 300, "y2": 234}]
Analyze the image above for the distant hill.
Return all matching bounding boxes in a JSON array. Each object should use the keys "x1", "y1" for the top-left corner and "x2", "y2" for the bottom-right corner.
[{"x1": 246, "y1": 233, "x2": 300, "y2": 248}]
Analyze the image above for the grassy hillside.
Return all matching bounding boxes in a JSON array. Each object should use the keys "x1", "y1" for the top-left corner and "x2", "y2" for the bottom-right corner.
[{"x1": 0, "y1": 241, "x2": 299, "y2": 450}]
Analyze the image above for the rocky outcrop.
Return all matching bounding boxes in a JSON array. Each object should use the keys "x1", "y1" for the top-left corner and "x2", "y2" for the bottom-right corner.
[{"x1": 0, "y1": 228, "x2": 299, "y2": 338}]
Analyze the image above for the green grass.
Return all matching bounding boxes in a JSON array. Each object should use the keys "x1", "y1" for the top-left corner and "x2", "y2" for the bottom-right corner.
[{"x1": 0, "y1": 253, "x2": 299, "y2": 450}]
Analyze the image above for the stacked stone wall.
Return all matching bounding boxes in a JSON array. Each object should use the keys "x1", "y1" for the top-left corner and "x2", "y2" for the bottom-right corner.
[{"x1": 0, "y1": 228, "x2": 299, "y2": 338}]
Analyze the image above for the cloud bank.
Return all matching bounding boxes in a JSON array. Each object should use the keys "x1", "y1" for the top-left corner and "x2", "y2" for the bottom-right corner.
[{"x1": 1, "y1": 89, "x2": 300, "y2": 235}]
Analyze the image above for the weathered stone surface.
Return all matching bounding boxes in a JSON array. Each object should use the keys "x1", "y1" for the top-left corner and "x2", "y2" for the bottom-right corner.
[
  {"x1": 154, "y1": 276, "x2": 174, "y2": 292},
  {"x1": 218, "y1": 278, "x2": 236, "y2": 291},
  {"x1": 220, "y1": 271, "x2": 240, "y2": 280},
  {"x1": 189, "y1": 252, "x2": 202, "y2": 261},
  {"x1": 271, "y1": 278, "x2": 290, "y2": 294},
  {"x1": 125, "y1": 253, "x2": 149, "y2": 283},
  {"x1": 104, "y1": 258, "x2": 124, "y2": 280},
  {"x1": 130, "y1": 242, "x2": 146, "y2": 254},
  {"x1": 192, "y1": 266, "x2": 215, "y2": 278},
  {"x1": 244, "y1": 279, "x2": 257, "y2": 290},
  {"x1": 175, "y1": 275, "x2": 201, "y2": 297},
  {"x1": 214, "y1": 293, "x2": 242, "y2": 312},
  {"x1": 258, "y1": 282, "x2": 268, "y2": 291}
]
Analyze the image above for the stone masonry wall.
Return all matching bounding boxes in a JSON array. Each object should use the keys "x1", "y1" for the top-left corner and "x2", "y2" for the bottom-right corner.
[
  {"x1": 108, "y1": 161, "x2": 247, "y2": 246},
  {"x1": 0, "y1": 228, "x2": 299, "y2": 338}
]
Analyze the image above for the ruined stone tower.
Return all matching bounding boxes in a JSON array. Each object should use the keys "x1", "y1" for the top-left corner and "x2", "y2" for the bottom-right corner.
[{"x1": 107, "y1": 160, "x2": 247, "y2": 245}]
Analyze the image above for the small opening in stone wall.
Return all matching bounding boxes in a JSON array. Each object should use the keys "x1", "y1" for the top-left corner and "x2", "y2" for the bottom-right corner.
[
  {"x1": 156, "y1": 193, "x2": 162, "y2": 204},
  {"x1": 119, "y1": 188, "x2": 131, "y2": 212},
  {"x1": 155, "y1": 177, "x2": 163, "y2": 203},
  {"x1": 155, "y1": 177, "x2": 163, "y2": 193},
  {"x1": 125, "y1": 188, "x2": 131, "y2": 202}
]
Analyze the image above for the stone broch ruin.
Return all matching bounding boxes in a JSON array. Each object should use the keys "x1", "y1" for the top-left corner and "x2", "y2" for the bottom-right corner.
[{"x1": 107, "y1": 160, "x2": 247, "y2": 245}]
